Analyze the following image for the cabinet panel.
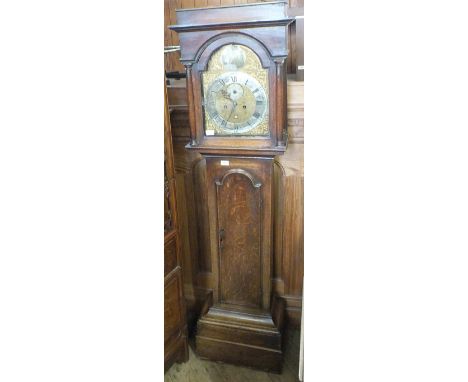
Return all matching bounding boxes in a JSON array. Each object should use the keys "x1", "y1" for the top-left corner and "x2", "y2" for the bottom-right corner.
[
  {"x1": 216, "y1": 170, "x2": 262, "y2": 308},
  {"x1": 164, "y1": 234, "x2": 178, "y2": 277},
  {"x1": 206, "y1": 156, "x2": 273, "y2": 310},
  {"x1": 164, "y1": 82, "x2": 188, "y2": 372},
  {"x1": 164, "y1": 272, "x2": 183, "y2": 342}
]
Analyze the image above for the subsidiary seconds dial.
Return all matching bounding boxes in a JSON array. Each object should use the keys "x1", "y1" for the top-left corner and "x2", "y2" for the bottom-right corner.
[{"x1": 205, "y1": 71, "x2": 267, "y2": 134}]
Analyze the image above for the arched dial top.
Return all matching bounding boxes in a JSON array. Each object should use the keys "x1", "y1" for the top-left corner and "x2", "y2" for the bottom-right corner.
[{"x1": 202, "y1": 44, "x2": 269, "y2": 137}]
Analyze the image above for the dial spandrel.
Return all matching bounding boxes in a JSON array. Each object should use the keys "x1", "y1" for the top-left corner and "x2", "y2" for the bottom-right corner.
[{"x1": 202, "y1": 44, "x2": 269, "y2": 136}]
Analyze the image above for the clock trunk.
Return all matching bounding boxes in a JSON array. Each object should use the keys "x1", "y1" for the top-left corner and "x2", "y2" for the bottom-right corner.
[{"x1": 196, "y1": 155, "x2": 284, "y2": 372}]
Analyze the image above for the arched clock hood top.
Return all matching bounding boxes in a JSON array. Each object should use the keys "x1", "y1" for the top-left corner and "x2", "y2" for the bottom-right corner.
[{"x1": 169, "y1": 1, "x2": 294, "y2": 65}]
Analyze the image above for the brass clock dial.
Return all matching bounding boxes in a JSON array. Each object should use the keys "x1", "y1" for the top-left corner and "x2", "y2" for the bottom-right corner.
[
  {"x1": 202, "y1": 44, "x2": 269, "y2": 137},
  {"x1": 205, "y1": 71, "x2": 267, "y2": 134}
]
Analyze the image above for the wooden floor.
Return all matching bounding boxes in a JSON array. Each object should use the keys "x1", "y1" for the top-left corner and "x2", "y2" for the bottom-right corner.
[{"x1": 165, "y1": 329, "x2": 301, "y2": 382}]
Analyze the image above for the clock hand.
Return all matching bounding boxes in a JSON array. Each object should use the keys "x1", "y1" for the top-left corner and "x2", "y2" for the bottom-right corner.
[
  {"x1": 221, "y1": 89, "x2": 232, "y2": 101},
  {"x1": 226, "y1": 100, "x2": 237, "y2": 122}
]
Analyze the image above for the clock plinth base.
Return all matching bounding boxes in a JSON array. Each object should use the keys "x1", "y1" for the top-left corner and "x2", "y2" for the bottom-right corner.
[{"x1": 195, "y1": 298, "x2": 285, "y2": 373}]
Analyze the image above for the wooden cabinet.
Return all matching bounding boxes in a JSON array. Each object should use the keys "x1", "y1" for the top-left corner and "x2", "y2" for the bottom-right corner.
[
  {"x1": 205, "y1": 157, "x2": 274, "y2": 309},
  {"x1": 195, "y1": 156, "x2": 285, "y2": 372},
  {"x1": 169, "y1": 1, "x2": 293, "y2": 372},
  {"x1": 164, "y1": 84, "x2": 188, "y2": 372},
  {"x1": 164, "y1": 0, "x2": 304, "y2": 78},
  {"x1": 166, "y1": 78, "x2": 304, "y2": 328}
]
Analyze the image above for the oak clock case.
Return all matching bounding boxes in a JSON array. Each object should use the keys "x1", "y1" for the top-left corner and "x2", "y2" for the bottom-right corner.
[{"x1": 170, "y1": 1, "x2": 293, "y2": 373}]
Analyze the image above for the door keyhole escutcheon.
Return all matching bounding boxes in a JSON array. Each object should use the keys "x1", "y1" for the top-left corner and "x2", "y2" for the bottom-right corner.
[{"x1": 219, "y1": 228, "x2": 225, "y2": 249}]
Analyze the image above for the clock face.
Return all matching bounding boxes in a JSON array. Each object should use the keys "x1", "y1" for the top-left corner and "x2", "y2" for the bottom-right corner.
[
  {"x1": 205, "y1": 71, "x2": 267, "y2": 134},
  {"x1": 202, "y1": 44, "x2": 269, "y2": 136}
]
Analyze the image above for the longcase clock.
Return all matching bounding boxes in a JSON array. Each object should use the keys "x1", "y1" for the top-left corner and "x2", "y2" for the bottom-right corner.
[{"x1": 170, "y1": 1, "x2": 293, "y2": 372}]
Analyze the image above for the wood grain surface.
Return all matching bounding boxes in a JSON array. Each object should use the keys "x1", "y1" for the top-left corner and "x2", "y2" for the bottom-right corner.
[
  {"x1": 217, "y1": 171, "x2": 262, "y2": 307},
  {"x1": 165, "y1": 328, "x2": 301, "y2": 381},
  {"x1": 167, "y1": 79, "x2": 303, "y2": 327},
  {"x1": 165, "y1": 84, "x2": 189, "y2": 371},
  {"x1": 164, "y1": 0, "x2": 304, "y2": 78}
]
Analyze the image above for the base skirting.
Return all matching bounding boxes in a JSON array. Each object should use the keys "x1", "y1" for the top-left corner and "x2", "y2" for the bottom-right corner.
[{"x1": 194, "y1": 297, "x2": 285, "y2": 373}]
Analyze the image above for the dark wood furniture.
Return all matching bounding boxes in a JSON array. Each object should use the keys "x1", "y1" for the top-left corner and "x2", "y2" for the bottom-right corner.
[
  {"x1": 166, "y1": 76, "x2": 304, "y2": 327},
  {"x1": 288, "y1": 6, "x2": 304, "y2": 81},
  {"x1": 170, "y1": 1, "x2": 293, "y2": 372},
  {"x1": 164, "y1": 83, "x2": 189, "y2": 372},
  {"x1": 164, "y1": 0, "x2": 304, "y2": 78},
  {"x1": 164, "y1": 329, "x2": 302, "y2": 381}
]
